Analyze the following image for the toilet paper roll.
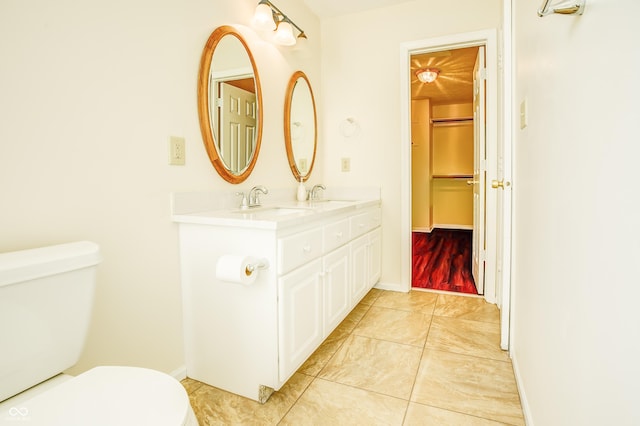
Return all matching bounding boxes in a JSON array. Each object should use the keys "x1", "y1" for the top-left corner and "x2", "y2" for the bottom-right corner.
[{"x1": 215, "y1": 255, "x2": 259, "y2": 285}]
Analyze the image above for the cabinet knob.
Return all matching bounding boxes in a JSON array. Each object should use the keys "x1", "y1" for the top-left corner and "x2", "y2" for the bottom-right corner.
[
  {"x1": 335, "y1": 232, "x2": 343, "y2": 239},
  {"x1": 302, "y1": 245, "x2": 311, "y2": 253}
]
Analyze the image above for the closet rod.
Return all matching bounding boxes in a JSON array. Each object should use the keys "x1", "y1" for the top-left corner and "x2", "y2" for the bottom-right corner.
[{"x1": 431, "y1": 117, "x2": 473, "y2": 126}]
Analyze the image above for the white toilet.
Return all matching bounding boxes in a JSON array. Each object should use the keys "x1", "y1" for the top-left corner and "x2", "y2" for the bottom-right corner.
[{"x1": 0, "y1": 241, "x2": 198, "y2": 425}]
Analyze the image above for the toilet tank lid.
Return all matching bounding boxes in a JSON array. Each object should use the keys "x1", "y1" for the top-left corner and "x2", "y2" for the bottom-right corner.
[{"x1": 0, "y1": 241, "x2": 102, "y2": 287}]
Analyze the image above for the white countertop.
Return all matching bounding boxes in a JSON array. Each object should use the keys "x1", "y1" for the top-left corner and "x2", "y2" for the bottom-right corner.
[{"x1": 171, "y1": 198, "x2": 380, "y2": 230}]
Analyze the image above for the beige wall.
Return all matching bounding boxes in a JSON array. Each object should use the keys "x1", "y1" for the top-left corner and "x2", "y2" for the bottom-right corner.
[
  {"x1": 511, "y1": 0, "x2": 640, "y2": 423},
  {"x1": 0, "y1": 0, "x2": 321, "y2": 375},
  {"x1": 430, "y1": 103, "x2": 473, "y2": 228},
  {"x1": 320, "y1": 0, "x2": 501, "y2": 286},
  {"x1": 411, "y1": 99, "x2": 431, "y2": 230}
]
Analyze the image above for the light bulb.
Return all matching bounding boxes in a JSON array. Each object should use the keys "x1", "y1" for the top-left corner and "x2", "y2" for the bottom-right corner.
[
  {"x1": 252, "y1": 3, "x2": 276, "y2": 31},
  {"x1": 274, "y1": 20, "x2": 296, "y2": 46}
]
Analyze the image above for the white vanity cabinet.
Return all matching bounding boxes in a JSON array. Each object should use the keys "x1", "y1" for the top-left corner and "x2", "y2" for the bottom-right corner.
[
  {"x1": 174, "y1": 200, "x2": 381, "y2": 404},
  {"x1": 277, "y1": 258, "x2": 323, "y2": 383},
  {"x1": 322, "y1": 244, "x2": 351, "y2": 335}
]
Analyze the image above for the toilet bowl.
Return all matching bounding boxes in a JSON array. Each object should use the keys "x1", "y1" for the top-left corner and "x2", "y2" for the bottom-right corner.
[{"x1": 0, "y1": 242, "x2": 198, "y2": 425}]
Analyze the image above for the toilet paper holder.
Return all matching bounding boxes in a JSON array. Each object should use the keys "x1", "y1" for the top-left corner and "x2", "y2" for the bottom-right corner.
[{"x1": 245, "y1": 258, "x2": 269, "y2": 275}]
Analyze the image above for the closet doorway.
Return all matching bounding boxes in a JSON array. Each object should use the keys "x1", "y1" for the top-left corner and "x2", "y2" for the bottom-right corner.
[
  {"x1": 400, "y1": 29, "x2": 500, "y2": 303},
  {"x1": 410, "y1": 45, "x2": 484, "y2": 295},
  {"x1": 400, "y1": 29, "x2": 510, "y2": 349}
]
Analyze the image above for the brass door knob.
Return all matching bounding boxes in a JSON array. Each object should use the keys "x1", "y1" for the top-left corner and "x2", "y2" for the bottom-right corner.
[{"x1": 491, "y1": 179, "x2": 511, "y2": 189}]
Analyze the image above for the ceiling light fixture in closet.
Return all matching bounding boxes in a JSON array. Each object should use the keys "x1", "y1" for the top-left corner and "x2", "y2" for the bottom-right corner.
[
  {"x1": 416, "y1": 68, "x2": 440, "y2": 83},
  {"x1": 251, "y1": 0, "x2": 307, "y2": 46}
]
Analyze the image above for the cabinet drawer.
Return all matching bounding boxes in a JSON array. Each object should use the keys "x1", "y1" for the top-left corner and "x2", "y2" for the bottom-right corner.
[
  {"x1": 278, "y1": 228, "x2": 323, "y2": 274},
  {"x1": 350, "y1": 208, "x2": 381, "y2": 239},
  {"x1": 323, "y1": 218, "x2": 350, "y2": 253}
]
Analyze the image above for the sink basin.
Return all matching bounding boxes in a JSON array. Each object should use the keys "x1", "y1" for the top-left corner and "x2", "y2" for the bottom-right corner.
[
  {"x1": 263, "y1": 208, "x2": 309, "y2": 215},
  {"x1": 307, "y1": 200, "x2": 355, "y2": 207},
  {"x1": 233, "y1": 207, "x2": 309, "y2": 216},
  {"x1": 312, "y1": 199, "x2": 354, "y2": 203}
]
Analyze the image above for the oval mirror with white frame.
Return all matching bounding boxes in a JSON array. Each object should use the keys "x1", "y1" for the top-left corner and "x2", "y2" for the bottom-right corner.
[
  {"x1": 197, "y1": 25, "x2": 263, "y2": 184},
  {"x1": 284, "y1": 71, "x2": 317, "y2": 182}
]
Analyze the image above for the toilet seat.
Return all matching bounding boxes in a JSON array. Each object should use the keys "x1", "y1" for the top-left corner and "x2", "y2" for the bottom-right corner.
[{"x1": 0, "y1": 366, "x2": 198, "y2": 426}]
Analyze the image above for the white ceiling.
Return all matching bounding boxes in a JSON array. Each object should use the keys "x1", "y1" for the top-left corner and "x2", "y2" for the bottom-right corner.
[
  {"x1": 302, "y1": 0, "x2": 477, "y2": 104},
  {"x1": 302, "y1": 0, "x2": 413, "y2": 18}
]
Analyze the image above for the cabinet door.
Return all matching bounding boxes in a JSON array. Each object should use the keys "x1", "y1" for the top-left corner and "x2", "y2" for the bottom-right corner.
[
  {"x1": 323, "y1": 245, "x2": 350, "y2": 336},
  {"x1": 368, "y1": 227, "x2": 382, "y2": 288},
  {"x1": 351, "y1": 234, "x2": 369, "y2": 305},
  {"x1": 278, "y1": 259, "x2": 323, "y2": 383}
]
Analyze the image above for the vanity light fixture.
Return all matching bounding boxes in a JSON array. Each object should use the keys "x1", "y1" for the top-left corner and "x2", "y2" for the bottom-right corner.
[
  {"x1": 416, "y1": 68, "x2": 440, "y2": 83},
  {"x1": 251, "y1": 0, "x2": 306, "y2": 46}
]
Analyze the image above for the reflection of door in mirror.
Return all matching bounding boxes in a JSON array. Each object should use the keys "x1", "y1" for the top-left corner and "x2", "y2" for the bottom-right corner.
[
  {"x1": 218, "y1": 81, "x2": 257, "y2": 174},
  {"x1": 198, "y1": 25, "x2": 263, "y2": 184}
]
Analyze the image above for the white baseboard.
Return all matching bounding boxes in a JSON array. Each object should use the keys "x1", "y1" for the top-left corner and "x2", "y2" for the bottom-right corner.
[
  {"x1": 170, "y1": 365, "x2": 187, "y2": 381},
  {"x1": 374, "y1": 281, "x2": 408, "y2": 293},
  {"x1": 432, "y1": 223, "x2": 473, "y2": 230},
  {"x1": 510, "y1": 351, "x2": 533, "y2": 425},
  {"x1": 412, "y1": 227, "x2": 432, "y2": 233}
]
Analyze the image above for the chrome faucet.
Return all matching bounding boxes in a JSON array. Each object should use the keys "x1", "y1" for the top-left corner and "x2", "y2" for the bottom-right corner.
[
  {"x1": 248, "y1": 185, "x2": 269, "y2": 207},
  {"x1": 310, "y1": 184, "x2": 326, "y2": 201}
]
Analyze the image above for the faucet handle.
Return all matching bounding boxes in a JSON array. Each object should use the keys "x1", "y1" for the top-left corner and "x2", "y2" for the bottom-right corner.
[{"x1": 235, "y1": 192, "x2": 248, "y2": 210}]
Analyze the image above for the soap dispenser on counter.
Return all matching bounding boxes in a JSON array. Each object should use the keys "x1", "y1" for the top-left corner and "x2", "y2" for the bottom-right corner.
[{"x1": 296, "y1": 178, "x2": 307, "y2": 202}]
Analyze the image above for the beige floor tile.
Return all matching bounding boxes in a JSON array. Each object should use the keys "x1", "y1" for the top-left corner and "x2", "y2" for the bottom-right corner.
[
  {"x1": 299, "y1": 321, "x2": 352, "y2": 376},
  {"x1": 280, "y1": 378, "x2": 408, "y2": 426},
  {"x1": 340, "y1": 302, "x2": 371, "y2": 332},
  {"x1": 319, "y1": 334, "x2": 422, "y2": 399},
  {"x1": 189, "y1": 373, "x2": 312, "y2": 425},
  {"x1": 412, "y1": 349, "x2": 524, "y2": 425},
  {"x1": 185, "y1": 290, "x2": 524, "y2": 426},
  {"x1": 404, "y1": 402, "x2": 510, "y2": 425},
  {"x1": 374, "y1": 290, "x2": 439, "y2": 314},
  {"x1": 434, "y1": 294, "x2": 500, "y2": 323},
  {"x1": 360, "y1": 288, "x2": 384, "y2": 305},
  {"x1": 181, "y1": 377, "x2": 204, "y2": 394},
  {"x1": 426, "y1": 316, "x2": 509, "y2": 361},
  {"x1": 354, "y1": 306, "x2": 431, "y2": 347}
]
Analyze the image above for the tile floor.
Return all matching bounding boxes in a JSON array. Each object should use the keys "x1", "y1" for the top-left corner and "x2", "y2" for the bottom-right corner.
[{"x1": 181, "y1": 289, "x2": 524, "y2": 425}]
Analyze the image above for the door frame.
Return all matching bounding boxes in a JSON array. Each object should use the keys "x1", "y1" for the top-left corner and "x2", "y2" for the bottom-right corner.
[{"x1": 400, "y1": 29, "x2": 509, "y2": 343}]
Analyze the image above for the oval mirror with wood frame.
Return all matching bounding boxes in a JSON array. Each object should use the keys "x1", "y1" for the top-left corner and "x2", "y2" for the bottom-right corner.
[
  {"x1": 284, "y1": 71, "x2": 317, "y2": 182},
  {"x1": 197, "y1": 25, "x2": 263, "y2": 184}
]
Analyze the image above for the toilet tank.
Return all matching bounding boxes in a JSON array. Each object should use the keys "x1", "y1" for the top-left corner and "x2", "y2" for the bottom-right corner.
[{"x1": 0, "y1": 241, "x2": 102, "y2": 402}]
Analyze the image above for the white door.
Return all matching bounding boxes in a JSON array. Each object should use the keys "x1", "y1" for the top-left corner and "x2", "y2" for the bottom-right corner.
[
  {"x1": 219, "y1": 82, "x2": 257, "y2": 173},
  {"x1": 323, "y1": 245, "x2": 351, "y2": 335},
  {"x1": 278, "y1": 259, "x2": 323, "y2": 383},
  {"x1": 351, "y1": 234, "x2": 369, "y2": 304},
  {"x1": 471, "y1": 46, "x2": 486, "y2": 294},
  {"x1": 367, "y1": 228, "x2": 382, "y2": 287}
]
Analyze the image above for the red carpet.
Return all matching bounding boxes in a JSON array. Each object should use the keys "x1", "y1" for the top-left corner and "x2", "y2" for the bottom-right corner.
[{"x1": 412, "y1": 230, "x2": 477, "y2": 294}]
